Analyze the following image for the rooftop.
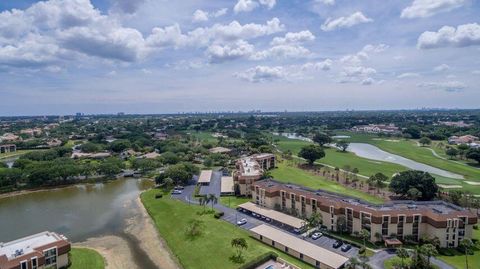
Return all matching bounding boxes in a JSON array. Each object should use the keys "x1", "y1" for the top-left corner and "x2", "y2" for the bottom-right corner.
[
  {"x1": 0, "y1": 232, "x2": 67, "y2": 260},
  {"x1": 255, "y1": 179, "x2": 472, "y2": 218},
  {"x1": 198, "y1": 170, "x2": 213, "y2": 183},
  {"x1": 251, "y1": 224, "x2": 348, "y2": 269}
]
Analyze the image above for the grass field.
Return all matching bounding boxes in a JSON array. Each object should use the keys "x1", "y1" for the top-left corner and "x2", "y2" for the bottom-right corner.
[
  {"x1": 273, "y1": 135, "x2": 406, "y2": 178},
  {"x1": 383, "y1": 256, "x2": 412, "y2": 269},
  {"x1": 0, "y1": 149, "x2": 33, "y2": 160},
  {"x1": 271, "y1": 161, "x2": 384, "y2": 204},
  {"x1": 141, "y1": 189, "x2": 315, "y2": 269},
  {"x1": 341, "y1": 132, "x2": 480, "y2": 180},
  {"x1": 69, "y1": 248, "x2": 105, "y2": 269},
  {"x1": 438, "y1": 228, "x2": 480, "y2": 269},
  {"x1": 219, "y1": 196, "x2": 251, "y2": 209}
]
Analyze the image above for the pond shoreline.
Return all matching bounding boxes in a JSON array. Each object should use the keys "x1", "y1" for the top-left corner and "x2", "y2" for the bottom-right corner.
[{"x1": 74, "y1": 196, "x2": 182, "y2": 269}]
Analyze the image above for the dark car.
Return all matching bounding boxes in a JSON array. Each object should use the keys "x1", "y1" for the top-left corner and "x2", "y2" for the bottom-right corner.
[
  {"x1": 333, "y1": 240, "x2": 343, "y2": 248},
  {"x1": 341, "y1": 244, "x2": 352, "y2": 252}
]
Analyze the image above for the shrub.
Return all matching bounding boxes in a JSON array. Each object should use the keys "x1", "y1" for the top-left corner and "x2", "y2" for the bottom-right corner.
[
  {"x1": 473, "y1": 225, "x2": 478, "y2": 230},
  {"x1": 155, "y1": 193, "x2": 163, "y2": 199},
  {"x1": 214, "y1": 212, "x2": 224, "y2": 219},
  {"x1": 358, "y1": 247, "x2": 366, "y2": 255},
  {"x1": 237, "y1": 252, "x2": 278, "y2": 269},
  {"x1": 438, "y1": 248, "x2": 455, "y2": 256}
]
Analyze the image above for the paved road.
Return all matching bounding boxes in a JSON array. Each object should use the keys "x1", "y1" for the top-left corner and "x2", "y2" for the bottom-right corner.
[
  {"x1": 369, "y1": 250, "x2": 454, "y2": 269},
  {"x1": 172, "y1": 173, "x2": 359, "y2": 259}
]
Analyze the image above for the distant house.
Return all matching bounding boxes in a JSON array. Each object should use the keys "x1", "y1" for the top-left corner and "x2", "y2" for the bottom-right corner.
[
  {"x1": 208, "y1": 147, "x2": 232, "y2": 154},
  {"x1": 120, "y1": 149, "x2": 140, "y2": 159},
  {"x1": 448, "y1": 135, "x2": 479, "y2": 145},
  {"x1": 0, "y1": 231, "x2": 71, "y2": 269},
  {"x1": 71, "y1": 152, "x2": 111, "y2": 159},
  {"x1": 153, "y1": 132, "x2": 168, "y2": 141},
  {"x1": 439, "y1": 121, "x2": 473, "y2": 128},
  {"x1": 138, "y1": 152, "x2": 161, "y2": 159},
  {"x1": 351, "y1": 124, "x2": 400, "y2": 134},
  {"x1": 46, "y1": 139, "x2": 62, "y2": 147},
  {"x1": 0, "y1": 133, "x2": 20, "y2": 142}
]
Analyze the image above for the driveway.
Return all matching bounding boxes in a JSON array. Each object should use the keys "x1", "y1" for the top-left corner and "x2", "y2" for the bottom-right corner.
[{"x1": 369, "y1": 250, "x2": 454, "y2": 269}]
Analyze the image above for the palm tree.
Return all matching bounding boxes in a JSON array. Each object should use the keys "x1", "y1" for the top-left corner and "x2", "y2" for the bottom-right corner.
[
  {"x1": 208, "y1": 194, "x2": 218, "y2": 211},
  {"x1": 359, "y1": 255, "x2": 372, "y2": 269},
  {"x1": 306, "y1": 212, "x2": 323, "y2": 230},
  {"x1": 460, "y1": 238, "x2": 474, "y2": 269},
  {"x1": 199, "y1": 195, "x2": 208, "y2": 211},
  {"x1": 346, "y1": 257, "x2": 360, "y2": 269},
  {"x1": 359, "y1": 229, "x2": 370, "y2": 250},
  {"x1": 420, "y1": 243, "x2": 438, "y2": 267},
  {"x1": 396, "y1": 248, "x2": 409, "y2": 269},
  {"x1": 231, "y1": 238, "x2": 248, "y2": 259},
  {"x1": 367, "y1": 176, "x2": 375, "y2": 193}
]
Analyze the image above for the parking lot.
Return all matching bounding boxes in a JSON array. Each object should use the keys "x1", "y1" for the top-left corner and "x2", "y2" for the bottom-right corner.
[
  {"x1": 173, "y1": 172, "x2": 358, "y2": 259},
  {"x1": 229, "y1": 208, "x2": 359, "y2": 258}
]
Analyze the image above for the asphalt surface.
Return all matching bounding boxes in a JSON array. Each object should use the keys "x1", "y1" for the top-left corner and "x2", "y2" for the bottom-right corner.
[
  {"x1": 172, "y1": 171, "x2": 360, "y2": 260},
  {"x1": 369, "y1": 250, "x2": 454, "y2": 269}
]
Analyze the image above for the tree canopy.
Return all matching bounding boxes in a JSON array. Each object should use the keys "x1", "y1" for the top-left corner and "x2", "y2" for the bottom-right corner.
[
  {"x1": 299, "y1": 145, "x2": 325, "y2": 165},
  {"x1": 389, "y1": 170, "x2": 438, "y2": 200}
]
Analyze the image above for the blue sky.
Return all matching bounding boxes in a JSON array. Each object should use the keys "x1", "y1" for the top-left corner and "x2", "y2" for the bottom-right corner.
[{"x1": 0, "y1": 0, "x2": 479, "y2": 116}]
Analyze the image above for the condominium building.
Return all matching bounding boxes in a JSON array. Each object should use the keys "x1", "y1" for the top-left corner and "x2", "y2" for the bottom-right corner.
[
  {"x1": 233, "y1": 154, "x2": 276, "y2": 196},
  {"x1": 0, "y1": 231, "x2": 71, "y2": 269},
  {"x1": 252, "y1": 180, "x2": 477, "y2": 248}
]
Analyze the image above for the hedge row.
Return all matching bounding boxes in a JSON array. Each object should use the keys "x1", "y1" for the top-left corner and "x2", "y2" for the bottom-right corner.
[{"x1": 237, "y1": 251, "x2": 278, "y2": 269}]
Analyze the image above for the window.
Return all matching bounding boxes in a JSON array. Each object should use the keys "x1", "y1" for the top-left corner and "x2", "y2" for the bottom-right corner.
[
  {"x1": 32, "y1": 257, "x2": 38, "y2": 269},
  {"x1": 300, "y1": 253, "x2": 304, "y2": 260},
  {"x1": 316, "y1": 261, "x2": 320, "y2": 268},
  {"x1": 21, "y1": 261, "x2": 27, "y2": 269},
  {"x1": 44, "y1": 248, "x2": 57, "y2": 266},
  {"x1": 271, "y1": 240, "x2": 275, "y2": 246},
  {"x1": 285, "y1": 247, "x2": 289, "y2": 253},
  {"x1": 260, "y1": 235, "x2": 263, "y2": 240}
]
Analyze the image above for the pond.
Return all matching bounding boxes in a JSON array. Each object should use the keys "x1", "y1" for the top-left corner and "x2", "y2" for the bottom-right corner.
[
  {"x1": 346, "y1": 143, "x2": 464, "y2": 179},
  {"x1": 0, "y1": 179, "x2": 157, "y2": 268}
]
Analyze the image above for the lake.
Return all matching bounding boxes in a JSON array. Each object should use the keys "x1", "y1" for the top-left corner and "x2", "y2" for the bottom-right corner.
[
  {"x1": 346, "y1": 143, "x2": 464, "y2": 179},
  {"x1": 0, "y1": 178, "x2": 158, "y2": 268}
]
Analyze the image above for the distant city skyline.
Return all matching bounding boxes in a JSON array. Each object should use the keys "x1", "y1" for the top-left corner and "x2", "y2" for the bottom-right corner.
[{"x1": 1, "y1": 0, "x2": 479, "y2": 116}]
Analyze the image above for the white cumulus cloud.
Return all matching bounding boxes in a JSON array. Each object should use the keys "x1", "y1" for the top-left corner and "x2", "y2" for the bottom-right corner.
[
  {"x1": 433, "y1": 63, "x2": 450, "y2": 72},
  {"x1": 417, "y1": 81, "x2": 466, "y2": 92},
  {"x1": 270, "y1": 30, "x2": 315, "y2": 45},
  {"x1": 321, "y1": 12, "x2": 373, "y2": 31},
  {"x1": 235, "y1": 65, "x2": 286, "y2": 82},
  {"x1": 397, "y1": 72, "x2": 421, "y2": 79},
  {"x1": 401, "y1": 0, "x2": 465, "y2": 19},
  {"x1": 234, "y1": 0, "x2": 276, "y2": 13},
  {"x1": 417, "y1": 23, "x2": 480, "y2": 49},
  {"x1": 207, "y1": 40, "x2": 255, "y2": 63}
]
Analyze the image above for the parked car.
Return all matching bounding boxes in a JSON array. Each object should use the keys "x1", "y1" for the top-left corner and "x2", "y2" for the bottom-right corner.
[
  {"x1": 171, "y1": 190, "x2": 182, "y2": 195},
  {"x1": 293, "y1": 227, "x2": 307, "y2": 234},
  {"x1": 237, "y1": 218, "x2": 247, "y2": 226},
  {"x1": 341, "y1": 244, "x2": 352, "y2": 252},
  {"x1": 265, "y1": 217, "x2": 271, "y2": 222},
  {"x1": 311, "y1": 232, "x2": 323, "y2": 240},
  {"x1": 174, "y1": 186, "x2": 184, "y2": 190},
  {"x1": 333, "y1": 240, "x2": 343, "y2": 248}
]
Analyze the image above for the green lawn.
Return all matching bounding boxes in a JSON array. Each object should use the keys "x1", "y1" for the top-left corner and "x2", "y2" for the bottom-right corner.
[
  {"x1": 0, "y1": 149, "x2": 33, "y2": 160},
  {"x1": 271, "y1": 161, "x2": 384, "y2": 205},
  {"x1": 384, "y1": 256, "x2": 412, "y2": 269},
  {"x1": 219, "y1": 196, "x2": 251, "y2": 209},
  {"x1": 141, "y1": 190, "x2": 315, "y2": 269},
  {"x1": 340, "y1": 132, "x2": 480, "y2": 181},
  {"x1": 69, "y1": 248, "x2": 105, "y2": 269},
  {"x1": 438, "y1": 229, "x2": 480, "y2": 269},
  {"x1": 273, "y1": 135, "x2": 406, "y2": 178}
]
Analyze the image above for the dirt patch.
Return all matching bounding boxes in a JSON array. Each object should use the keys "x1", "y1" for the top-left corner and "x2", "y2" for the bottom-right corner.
[
  {"x1": 75, "y1": 196, "x2": 181, "y2": 269},
  {"x1": 124, "y1": 198, "x2": 182, "y2": 269},
  {"x1": 438, "y1": 184, "x2": 463, "y2": 189},
  {"x1": 75, "y1": 236, "x2": 135, "y2": 269}
]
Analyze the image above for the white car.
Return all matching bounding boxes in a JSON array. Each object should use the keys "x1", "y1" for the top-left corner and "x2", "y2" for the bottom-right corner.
[
  {"x1": 237, "y1": 218, "x2": 247, "y2": 225},
  {"x1": 311, "y1": 232, "x2": 323, "y2": 240}
]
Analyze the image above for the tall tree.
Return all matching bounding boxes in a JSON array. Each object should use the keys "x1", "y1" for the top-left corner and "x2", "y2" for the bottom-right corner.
[
  {"x1": 466, "y1": 148, "x2": 480, "y2": 164},
  {"x1": 389, "y1": 170, "x2": 438, "y2": 200},
  {"x1": 460, "y1": 238, "x2": 474, "y2": 269},
  {"x1": 312, "y1": 132, "x2": 332, "y2": 147},
  {"x1": 396, "y1": 248, "x2": 410, "y2": 269},
  {"x1": 419, "y1": 137, "x2": 432, "y2": 147},
  {"x1": 359, "y1": 229, "x2": 370, "y2": 250},
  {"x1": 420, "y1": 243, "x2": 438, "y2": 268},
  {"x1": 299, "y1": 145, "x2": 325, "y2": 165},
  {"x1": 336, "y1": 140, "x2": 350, "y2": 152},
  {"x1": 231, "y1": 238, "x2": 248, "y2": 259}
]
